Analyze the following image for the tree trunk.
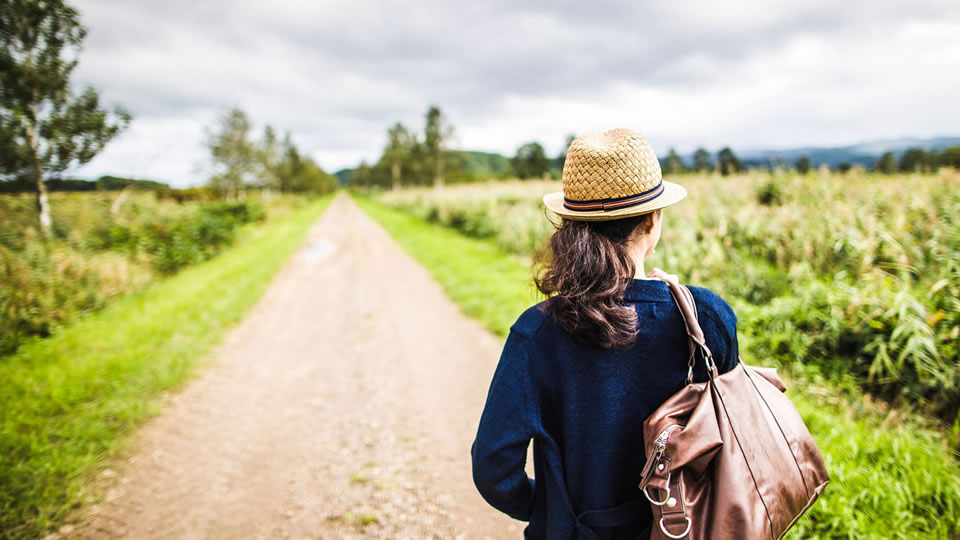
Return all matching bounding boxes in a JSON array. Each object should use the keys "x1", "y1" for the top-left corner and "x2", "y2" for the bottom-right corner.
[
  {"x1": 26, "y1": 101, "x2": 52, "y2": 236},
  {"x1": 110, "y1": 184, "x2": 132, "y2": 219},
  {"x1": 34, "y1": 167, "x2": 52, "y2": 235},
  {"x1": 391, "y1": 160, "x2": 401, "y2": 190}
]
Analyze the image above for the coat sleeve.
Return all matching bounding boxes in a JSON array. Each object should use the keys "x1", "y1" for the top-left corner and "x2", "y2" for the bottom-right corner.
[
  {"x1": 701, "y1": 297, "x2": 740, "y2": 376},
  {"x1": 690, "y1": 287, "x2": 740, "y2": 378},
  {"x1": 471, "y1": 327, "x2": 537, "y2": 521}
]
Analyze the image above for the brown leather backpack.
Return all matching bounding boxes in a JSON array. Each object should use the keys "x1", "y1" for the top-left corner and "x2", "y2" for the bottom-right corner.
[{"x1": 638, "y1": 278, "x2": 830, "y2": 539}]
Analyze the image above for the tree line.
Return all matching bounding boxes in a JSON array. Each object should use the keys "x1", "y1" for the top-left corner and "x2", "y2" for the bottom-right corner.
[
  {"x1": 871, "y1": 147, "x2": 960, "y2": 174},
  {"x1": 349, "y1": 105, "x2": 459, "y2": 188},
  {"x1": 0, "y1": 0, "x2": 337, "y2": 233},
  {"x1": 201, "y1": 107, "x2": 337, "y2": 200},
  {"x1": 353, "y1": 108, "x2": 960, "y2": 186}
]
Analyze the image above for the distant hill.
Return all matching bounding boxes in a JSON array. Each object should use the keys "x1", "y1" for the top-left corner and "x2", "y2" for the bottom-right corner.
[
  {"x1": 334, "y1": 169, "x2": 352, "y2": 186},
  {"x1": 736, "y1": 136, "x2": 960, "y2": 168}
]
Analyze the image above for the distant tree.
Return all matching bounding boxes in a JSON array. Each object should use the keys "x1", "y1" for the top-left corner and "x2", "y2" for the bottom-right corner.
[
  {"x1": 255, "y1": 124, "x2": 282, "y2": 191},
  {"x1": 0, "y1": 0, "x2": 131, "y2": 235},
  {"x1": 512, "y1": 141, "x2": 549, "y2": 179},
  {"x1": 383, "y1": 122, "x2": 413, "y2": 189},
  {"x1": 795, "y1": 155, "x2": 812, "y2": 174},
  {"x1": 939, "y1": 146, "x2": 960, "y2": 169},
  {"x1": 898, "y1": 147, "x2": 927, "y2": 173},
  {"x1": 294, "y1": 156, "x2": 338, "y2": 193},
  {"x1": 692, "y1": 148, "x2": 712, "y2": 172},
  {"x1": 351, "y1": 161, "x2": 372, "y2": 187},
  {"x1": 662, "y1": 148, "x2": 686, "y2": 175},
  {"x1": 204, "y1": 107, "x2": 255, "y2": 199},
  {"x1": 276, "y1": 132, "x2": 301, "y2": 192},
  {"x1": 837, "y1": 162, "x2": 853, "y2": 173},
  {"x1": 873, "y1": 151, "x2": 897, "y2": 174},
  {"x1": 716, "y1": 147, "x2": 742, "y2": 176},
  {"x1": 424, "y1": 105, "x2": 454, "y2": 187}
]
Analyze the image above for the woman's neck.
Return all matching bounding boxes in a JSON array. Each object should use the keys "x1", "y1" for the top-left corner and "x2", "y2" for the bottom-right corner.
[{"x1": 628, "y1": 243, "x2": 649, "y2": 279}]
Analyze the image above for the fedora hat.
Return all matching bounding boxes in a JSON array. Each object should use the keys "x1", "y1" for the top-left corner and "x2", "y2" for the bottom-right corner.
[{"x1": 543, "y1": 128, "x2": 687, "y2": 221}]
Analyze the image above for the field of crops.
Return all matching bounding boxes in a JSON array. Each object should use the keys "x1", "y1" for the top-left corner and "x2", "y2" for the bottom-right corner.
[{"x1": 375, "y1": 171, "x2": 960, "y2": 425}]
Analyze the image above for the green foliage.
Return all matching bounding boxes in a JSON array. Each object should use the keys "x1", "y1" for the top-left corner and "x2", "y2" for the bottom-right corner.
[
  {"x1": 717, "y1": 147, "x2": 742, "y2": 176},
  {"x1": 0, "y1": 191, "x2": 295, "y2": 356},
  {"x1": 253, "y1": 126, "x2": 338, "y2": 194},
  {"x1": 874, "y1": 151, "x2": 898, "y2": 174},
  {"x1": 0, "y1": 196, "x2": 331, "y2": 538},
  {"x1": 352, "y1": 194, "x2": 538, "y2": 337},
  {"x1": 898, "y1": 147, "x2": 928, "y2": 173},
  {"x1": 692, "y1": 147, "x2": 712, "y2": 172},
  {"x1": 662, "y1": 148, "x2": 687, "y2": 175},
  {"x1": 787, "y1": 385, "x2": 960, "y2": 539},
  {"x1": 755, "y1": 179, "x2": 784, "y2": 206},
  {"x1": 375, "y1": 171, "x2": 960, "y2": 423},
  {"x1": 454, "y1": 150, "x2": 513, "y2": 178},
  {"x1": 424, "y1": 105, "x2": 455, "y2": 186},
  {"x1": 512, "y1": 141, "x2": 550, "y2": 179},
  {"x1": 795, "y1": 155, "x2": 812, "y2": 174},
  {"x1": 0, "y1": 0, "x2": 130, "y2": 233},
  {"x1": 357, "y1": 193, "x2": 960, "y2": 539},
  {"x1": 204, "y1": 107, "x2": 255, "y2": 198}
]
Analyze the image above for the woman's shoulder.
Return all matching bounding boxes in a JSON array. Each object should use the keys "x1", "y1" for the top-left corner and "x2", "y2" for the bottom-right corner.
[
  {"x1": 686, "y1": 285, "x2": 738, "y2": 325},
  {"x1": 509, "y1": 301, "x2": 551, "y2": 339}
]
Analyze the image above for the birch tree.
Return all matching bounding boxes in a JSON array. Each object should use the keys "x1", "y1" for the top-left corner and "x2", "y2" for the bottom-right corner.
[
  {"x1": 423, "y1": 105, "x2": 454, "y2": 188},
  {"x1": 0, "y1": 0, "x2": 130, "y2": 235}
]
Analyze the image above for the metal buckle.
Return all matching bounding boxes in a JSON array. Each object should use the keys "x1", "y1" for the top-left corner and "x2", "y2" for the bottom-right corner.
[
  {"x1": 643, "y1": 469, "x2": 671, "y2": 505},
  {"x1": 659, "y1": 516, "x2": 692, "y2": 538}
]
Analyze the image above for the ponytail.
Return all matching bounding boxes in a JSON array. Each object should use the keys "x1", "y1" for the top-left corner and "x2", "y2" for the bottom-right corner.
[{"x1": 533, "y1": 211, "x2": 657, "y2": 348}]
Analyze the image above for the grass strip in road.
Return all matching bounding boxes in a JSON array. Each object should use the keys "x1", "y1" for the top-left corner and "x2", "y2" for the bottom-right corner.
[
  {"x1": 355, "y1": 193, "x2": 960, "y2": 539},
  {"x1": 0, "y1": 194, "x2": 333, "y2": 538}
]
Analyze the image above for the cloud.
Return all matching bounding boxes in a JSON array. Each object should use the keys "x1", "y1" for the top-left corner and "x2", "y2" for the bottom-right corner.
[{"x1": 68, "y1": 0, "x2": 960, "y2": 186}]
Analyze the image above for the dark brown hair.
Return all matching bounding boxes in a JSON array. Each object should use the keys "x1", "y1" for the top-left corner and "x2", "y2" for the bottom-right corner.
[{"x1": 533, "y1": 210, "x2": 659, "y2": 349}]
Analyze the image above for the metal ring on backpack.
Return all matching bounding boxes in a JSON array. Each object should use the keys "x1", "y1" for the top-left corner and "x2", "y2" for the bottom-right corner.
[{"x1": 660, "y1": 516, "x2": 692, "y2": 538}]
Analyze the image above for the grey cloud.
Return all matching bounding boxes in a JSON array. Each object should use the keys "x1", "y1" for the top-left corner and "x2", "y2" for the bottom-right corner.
[{"x1": 68, "y1": 0, "x2": 960, "y2": 181}]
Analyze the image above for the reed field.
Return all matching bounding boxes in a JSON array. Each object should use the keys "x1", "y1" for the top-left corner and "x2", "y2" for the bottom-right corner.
[
  {"x1": 356, "y1": 173, "x2": 960, "y2": 538},
  {"x1": 374, "y1": 171, "x2": 960, "y2": 425}
]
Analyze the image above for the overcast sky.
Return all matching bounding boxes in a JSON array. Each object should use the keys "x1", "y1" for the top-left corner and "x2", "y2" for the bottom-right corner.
[{"x1": 70, "y1": 0, "x2": 960, "y2": 187}]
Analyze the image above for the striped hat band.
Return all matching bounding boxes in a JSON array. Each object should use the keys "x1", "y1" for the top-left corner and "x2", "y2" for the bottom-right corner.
[{"x1": 562, "y1": 180, "x2": 664, "y2": 212}]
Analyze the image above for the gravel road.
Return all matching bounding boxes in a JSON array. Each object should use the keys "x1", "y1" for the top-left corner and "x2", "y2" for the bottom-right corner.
[{"x1": 65, "y1": 193, "x2": 526, "y2": 539}]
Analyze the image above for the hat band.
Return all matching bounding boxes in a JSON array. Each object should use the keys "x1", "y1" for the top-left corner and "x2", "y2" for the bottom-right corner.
[{"x1": 562, "y1": 180, "x2": 664, "y2": 211}]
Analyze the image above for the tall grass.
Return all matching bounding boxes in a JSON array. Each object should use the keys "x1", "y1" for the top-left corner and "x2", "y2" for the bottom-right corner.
[
  {"x1": 356, "y1": 194, "x2": 960, "y2": 539},
  {"x1": 373, "y1": 171, "x2": 960, "y2": 422},
  {"x1": 0, "y1": 192, "x2": 310, "y2": 356}
]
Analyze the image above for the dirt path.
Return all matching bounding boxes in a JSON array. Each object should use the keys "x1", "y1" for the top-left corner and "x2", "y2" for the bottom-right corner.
[{"x1": 65, "y1": 193, "x2": 525, "y2": 539}]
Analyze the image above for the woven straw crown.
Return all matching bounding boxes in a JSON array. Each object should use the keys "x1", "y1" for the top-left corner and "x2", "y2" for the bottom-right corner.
[
  {"x1": 543, "y1": 128, "x2": 687, "y2": 221},
  {"x1": 562, "y1": 128, "x2": 662, "y2": 202}
]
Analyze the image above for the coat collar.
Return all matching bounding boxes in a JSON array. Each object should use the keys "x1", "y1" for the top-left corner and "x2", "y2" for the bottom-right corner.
[{"x1": 623, "y1": 278, "x2": 674, "y2": 303}]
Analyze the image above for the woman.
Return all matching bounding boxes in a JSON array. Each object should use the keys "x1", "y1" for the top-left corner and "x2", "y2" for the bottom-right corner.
[{"x1": 471, "y1": 128, "x2": 740, "y2": 539}]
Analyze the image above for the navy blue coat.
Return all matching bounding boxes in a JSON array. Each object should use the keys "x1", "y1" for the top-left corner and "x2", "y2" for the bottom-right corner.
[{"x1": 471, "y1": 278, "x2": 740, "y2": 539}]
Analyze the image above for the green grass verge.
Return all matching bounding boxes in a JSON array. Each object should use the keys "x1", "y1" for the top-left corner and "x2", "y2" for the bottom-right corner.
[
  {"x1": 353, "y1": 193, "x2": 540, "y2": 337},
  {"x1": 355, "y1": 193, "x2": 960, "y2": 539},
  {"x1": 0, "y1": 195, "x2": 333, "y2": 538}
]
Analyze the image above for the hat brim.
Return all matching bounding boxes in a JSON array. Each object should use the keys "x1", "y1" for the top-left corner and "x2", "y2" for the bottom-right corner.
[{"x1": 543, "y1": 180, "x2": 688, "y2": 221}]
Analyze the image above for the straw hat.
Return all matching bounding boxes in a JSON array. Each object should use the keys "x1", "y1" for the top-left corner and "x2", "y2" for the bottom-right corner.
[{"x1": 543, "y1": 128, "x2": 687, "y2": 221}]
